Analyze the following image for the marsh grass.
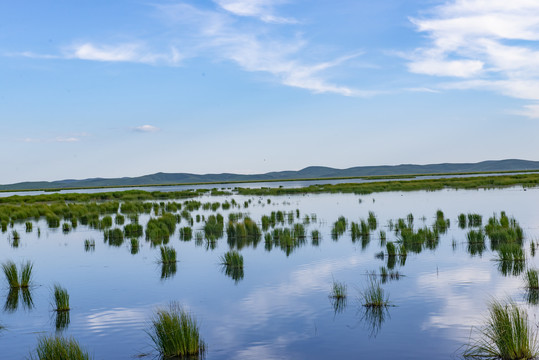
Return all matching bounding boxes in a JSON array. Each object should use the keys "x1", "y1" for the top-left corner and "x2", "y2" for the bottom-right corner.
[
  {"x1": 361, "y1": 279, "x2": 390, "y2": 308},
  {"x1": 220, "y1": 251, "x2": 243, "y2": 268},
  {"x1": 463, "y1": 299, "x2": 538, "y2": 360},
  {"x1": 159, "y1": 246, "x2": 177, "y2": 264},
  {"x1": 2, "y1": 261, "x2": 19, "y2": 288},
  {"x1": 525, "y1": 269, "x2": 539, "y2": 290},
  {"x1": 329, "y1": 280, "x2": 347, "y2": 299},
  {"x1": 2, "y1": 260, "x2": 33, "y2": 289},
  {"x1": 84, "y1": 239, "x2": 95, "y2": 252},
  {"x1": 147, "y1": 302, "x2": 205, "y2": 359},
  {"x1": 30, "y1": 335, "x2": 92, "y2": 360},
  {"x1": 53, "y1": 284, "x2": 70, "y2": 312}
]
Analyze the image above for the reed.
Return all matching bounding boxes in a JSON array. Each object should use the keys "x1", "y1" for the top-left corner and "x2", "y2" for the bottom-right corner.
[
  {"x1": 361, "y1": 279, "x2": 390, "y2": 308},
  {"x1": 53, "y1": 284, "x2": 70, "y2": 312},
  {"x1": 329, "y1": 280, "x2": 347, "y2": 299},
  {"x1": 148, "y1": 302, "x2": 205, "y2": 359},
  {"x1": 30, "y1": 335, "x2": 92, "y2": 360},
  {"x1": 386, "y1": 242, "x2": 396, "y2": 257},
  {"x1": 159, "y1": 246, "x2": 177, "y2": 264},
  {"x1": 84, "y1": 239, "x2": 95, "y2": 251},
  {"x1": 525, "y1": 269, "x2": 539, "y2": 290},
  {"x1": 20, "y1": 261, "x2": 33, "y2": 288},
  {"x1": 2, "y1": 261, "x2": 19, "y2": 289},
  {"x1": 25, "y1": 221, "x2": 33, "y2": 232},
  {"x1": 463, "y1": 299, "x2": 538, "y2": 360},
  {"x1": 220, "y1": 250, "x2": 243, "y2": 268}
]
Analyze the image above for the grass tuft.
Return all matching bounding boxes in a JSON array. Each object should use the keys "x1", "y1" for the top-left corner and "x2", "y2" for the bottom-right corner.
[
  {"x1": 53, "y1": 284, "x2": 70, "y2": 312},
  {"x1": 148, "y1": 302, "x2": 205, "y2": 359},
  {"x1": 463, "y1": 299, "x2": 538, "y2": 359},
  {"x1": 329, "y1": 280, "x2": 347, "y2": 299},
  {"x1": 30, "y1": 335, "x2": 91, "y2": 360},
  {"x1": 361, "y1": 279, "x2": 390, "y2": 308},
  {"x1": 525, "y1": 269, "x2": 539, "y2": 290},
  {"x1": 159, "y1": 246, "x2": 177, "y2": 264}
]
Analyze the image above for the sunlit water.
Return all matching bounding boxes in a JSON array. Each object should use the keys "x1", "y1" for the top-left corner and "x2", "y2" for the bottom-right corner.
[{"x1": 1, "y1": 187, "x2": 539, "y2": 359}]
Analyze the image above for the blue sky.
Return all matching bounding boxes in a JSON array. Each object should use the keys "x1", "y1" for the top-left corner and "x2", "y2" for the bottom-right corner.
[{"x1": 1, "y1": 0, "x2": 539, "y2": 184}]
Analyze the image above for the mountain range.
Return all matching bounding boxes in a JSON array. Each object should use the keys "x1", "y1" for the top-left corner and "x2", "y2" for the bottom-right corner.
[{"x1": 2, "y1": 159, "x2": 539, "y2": 191}]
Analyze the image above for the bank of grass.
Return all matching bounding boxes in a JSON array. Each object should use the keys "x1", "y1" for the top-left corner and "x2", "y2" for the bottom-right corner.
[
  {"x1": 463, "y1": 299, "x2": 538, "y2": 359},
  {"x1": 148, "y1": 303, "x2": 205, "y2": 359},
  {"x1": 237, "y1": 173, "x2": 539, "y2": 196},
  {"x1": 30, "y1": 335, "x2": 92, "y2": 360}
]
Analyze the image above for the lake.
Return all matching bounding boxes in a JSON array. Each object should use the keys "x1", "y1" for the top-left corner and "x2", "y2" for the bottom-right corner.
[{"x1": 1, "y1": 186, "x2": 538, "y2": 359}]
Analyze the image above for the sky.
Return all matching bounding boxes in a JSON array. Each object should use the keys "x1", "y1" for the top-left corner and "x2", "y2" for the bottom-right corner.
[{"x1": 1, "y1": 0, "x2": 539, "y2": 184}]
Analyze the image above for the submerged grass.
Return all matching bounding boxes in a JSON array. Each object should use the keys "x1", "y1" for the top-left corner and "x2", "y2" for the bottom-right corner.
[
  {"x1": 148, "y1": 302, "x2": 205, "y2": 359},
  {"x1": 463, "y1": 299, "x2": 538, "y2": 360},
  {"x1": 30, "y1": 335, "x2": 92, "y2": 360}
]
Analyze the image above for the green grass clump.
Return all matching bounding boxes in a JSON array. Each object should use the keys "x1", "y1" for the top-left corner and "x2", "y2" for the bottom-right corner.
[
  {"x1": 53, "y1": 284, "x2": 70, "y2": 312},
  {"x1": 124, "y1": 223, "x2": 143, "y2": 238},
  {"x1": 463, "y1": 299, "x2": 538, "y2": 359},
  {"x1": 84, "y1": 239, "x2": 95, "y2": 251},
  {"x1": 148, "y1": 303, "x2": 205, "y2": 359},
  {"x1": 159, "y1": 246, "x2": 177, "y2": 264},
  {"x1": 30, "y1": 335, "x2": 92, "y2": 360},
  {"x1": 2, "y1": 261, "x2": 19, "y2": 288},
  {"x1": 25, "y1": 221, "x2": 33, "y2": 232},
  {"x1": 361, "y1": 279, "x2": 390, "y2": 308},
  {"x1": 331, "y1": 216, "x2": 347, "y2": 240},
  {"x1": 386, "y1": 242, "x2": 396, "y2": 257},
  {"x1": 525, "y1": 269, "x2": 539, "y2": 290},
  {"x1": 329, "y1": 280, "x2": 347, "y2": 299},
  {"x1": 2, "y1": 260, "x2": 33, "y2": 289},
  {"x1": 220, "y1": 250, "x2": 243, "y2": 268}
]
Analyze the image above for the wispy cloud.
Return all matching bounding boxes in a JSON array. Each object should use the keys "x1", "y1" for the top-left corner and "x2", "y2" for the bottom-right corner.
[
  {"x1": 154, "y1": 2, "x2": 367, "y2": 96},
  {"x1": 12, "y1": 1, "x2": 366, "y2": 97},
  {"x1": 134, "y1": 124, "x2": 159, "y2": 132},
  {"x1": 213, "y1": 0, "x2": 297, "y2": 24},
  {"x1": 65, "y1": 42, "x2": 183, "y2": 65},
  {"x1": 408, "y1": 0, "x2": 539, "y2": 117}
]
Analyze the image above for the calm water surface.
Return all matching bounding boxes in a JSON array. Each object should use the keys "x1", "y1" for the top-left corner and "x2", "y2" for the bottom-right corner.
[{"x1": 1, "y1": 187, "x2": 539, "y2": 359}]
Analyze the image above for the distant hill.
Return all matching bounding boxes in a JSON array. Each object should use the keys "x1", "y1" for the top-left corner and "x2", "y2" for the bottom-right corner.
[{"x1": 2, "y1": 159, "x2": 539, "y2": 191}]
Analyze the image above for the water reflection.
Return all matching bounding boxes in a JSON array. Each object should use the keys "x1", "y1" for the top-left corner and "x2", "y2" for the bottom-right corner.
[
  {"x1": 358, "y1": 305, "x2": 390, "y2": 338},
  {"x1": 497, "y1": 259, "x2": 525, "y2": 276},
  {"x1": 329, "y1": 296, "x2": 347, "y2": 315},
  {"x1": 55, "y1": 311, "x2": 70, "y2": 331},
  {"x1": 4, "y1": 288, "x2": 34, "y2": 312},
  {"x1": 160, "y1": 262, "x2": 177, "y2": 280},
  {"x1": 221, "y1": 264, "x2": 244, "y2": 284}
]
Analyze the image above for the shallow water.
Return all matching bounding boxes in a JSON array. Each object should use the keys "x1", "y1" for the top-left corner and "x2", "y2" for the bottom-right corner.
[{"x1": 1, "y1": 187, "x2": 539, "y2": 359}]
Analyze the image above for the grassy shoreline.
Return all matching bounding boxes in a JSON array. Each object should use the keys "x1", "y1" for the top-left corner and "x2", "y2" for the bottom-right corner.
[
  {"x1": 1, "y1": 169, "x2": 538, "y2": 194},
  {"x1": 0, "y1": 172, "x2": 536, "y2": 205}
]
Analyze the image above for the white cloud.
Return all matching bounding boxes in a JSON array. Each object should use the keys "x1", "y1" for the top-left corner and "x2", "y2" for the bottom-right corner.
[
  {"x1": 213, "y1": 0, "x2": 297, "y2": 24},
  {"x1": 66, "y1": 42, "x2": 183, "y2": 65},
  {"x1": 134, "y1": 125, "x2": 159, "y2": 132},
  {"x1": 409, "y1": 0, "x2": 539, "y2": 117},
  {"x1": 155, "y1": 3, "x2": 366, "y2": 96},
  {"x1": 55, "y1": 137, "x2": 80, "y2": 142}
]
